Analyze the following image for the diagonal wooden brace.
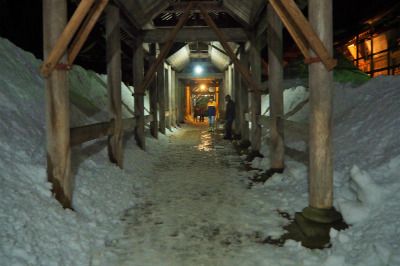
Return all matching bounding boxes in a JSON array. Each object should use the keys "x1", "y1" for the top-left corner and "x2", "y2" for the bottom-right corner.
[
  {"x1": 269, "y1": 0, "x2": 337, "y2": 71},
  {"x1": 41, "y1": 0, "x2": 96, "y2": 77},
  {"x1": 135, "y1": 2, "x2": 194, "y2": 94},
  {"x1": 68, "y1": 0, "x2": 109, "y2": 65},
  {"x1": 199, "y1": 5, "x2": 263, "y2": 93}
]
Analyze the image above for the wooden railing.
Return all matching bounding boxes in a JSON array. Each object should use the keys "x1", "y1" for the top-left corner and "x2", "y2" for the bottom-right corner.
[{"x1": 70, "y1": 114, "x2": 157, "y2": 146}]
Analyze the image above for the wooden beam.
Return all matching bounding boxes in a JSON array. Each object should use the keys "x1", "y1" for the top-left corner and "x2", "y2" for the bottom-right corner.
[
  {"x1": 171, "y1": 1, "x2": 225, "y2": 11},
  {"x1": 199, "y1": 5, "x2": 263, "y2": 93},
  {"x1": 269, "y1": 0, "x2": 337, "y2": 70},
  {"x1": 177, "y1": 73, "x2": 224, "y2": 80},
  {"x1": 268, "y1": 3, "x2": 285, "y2": 170},
  {"x1": 143, "y1": 27, "x2": 248, "y2": 43},
  {"x1": 70, "y1": 116, "x2": 152, "y2": 146},
  {"x1": 136, "y1": 3, "x2": 194, "y2": 95},
  {"x1": 68, "y1": 0, "x2": 109, "y2": 65},
  {"x1": 43, "y1": 0, "x2": 72, "y2": 208},
  {"x1": 41, "y1": 0, "x2": 96, "y2": 77},
  {"x1": 70, "y1": 121, "x2": 112, "y2": 146},
  {"x1": 106, "y1": 4, "x2": 123, "y2": 167}
]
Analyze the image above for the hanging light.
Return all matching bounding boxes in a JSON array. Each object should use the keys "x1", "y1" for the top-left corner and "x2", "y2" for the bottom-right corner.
[{"x1": 194, "y1": 65, "x2": 203, "y2": 75}]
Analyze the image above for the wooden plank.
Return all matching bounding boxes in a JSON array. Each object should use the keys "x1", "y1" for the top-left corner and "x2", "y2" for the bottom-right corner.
[
  {"x1": 106, "y1": 4, "x2": 123, "y2": 167},
  {"x1": 70, "y1": 121, "x2": 112, "y2": 146},
  {"x1": 43, "y1": 0, "x2": 72, "y2": 209},
  {"x1": 143, "y1": 28, "x2": 248, "y2": 43},
  {"x1": 68, "y1": 0, "x2": 109, "y2": 65},
  {"x1": 199, "y1": 5, "x2": 263, "y2": 93},
  {"x1": 268, "y1": 0, "x2": 309, "y2": 59},
  {"x1": 41, "y1": 0, "x2": 96, "y2": 77},
  {"x1": 135, "y1": 2, "x2": 194, "y2": 94},
  {"x1": 268, "y1": 3, "x2": 285, "y2": 170}
]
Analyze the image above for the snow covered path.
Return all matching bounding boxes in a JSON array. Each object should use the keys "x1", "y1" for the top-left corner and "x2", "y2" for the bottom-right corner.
[{"x1": 94, "y1": 125, "x2": 288, "y2": 266}]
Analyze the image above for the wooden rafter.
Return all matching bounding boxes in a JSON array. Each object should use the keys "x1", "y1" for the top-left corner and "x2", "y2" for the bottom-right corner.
[
  {"x1": 199, "y1": 5, "x2": 262, "y2": 92},
  {"x1": 68, "y1": 0, "x2": 109, "y2": 65},
  {"x1": 135, "y1": 2, "x2": 194, "y2": 93},
  {"x1": 41, "y1": 0, "x2": 96, "y2": 77},
  {"x1": 269, "y1": 0, "x2": 337, "y2": 70}
]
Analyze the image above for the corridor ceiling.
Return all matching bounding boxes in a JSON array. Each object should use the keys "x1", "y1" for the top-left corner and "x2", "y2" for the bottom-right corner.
[{"x1": 113, "y1": 0, "x2": 268, "y2": 73}]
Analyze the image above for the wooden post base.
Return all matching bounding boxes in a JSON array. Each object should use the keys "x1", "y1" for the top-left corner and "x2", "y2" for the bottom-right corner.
[
  {"x1": 292, "y1": 207, "x2": 346, "y2": 248},
  {"x1": 245, "y1": 150, "x2": 264, "y2": 162}
]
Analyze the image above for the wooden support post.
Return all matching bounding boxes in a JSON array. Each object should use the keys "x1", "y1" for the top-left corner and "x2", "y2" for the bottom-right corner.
[
  {"x1": 356, "y1": 35, "x2": 359, "y2": 69},
  {"x1": 233, "y1": 64, "x2": 241, "y2": 137},
  {"x1": 199, "y1": 5, "x2": 262, "y2": 92},
  {"x1": 133, "y1": 41, "x2": 145, "y2": 150},
  {"x1": 370, "y1": 33, "x2": 374, "y2": 77},
  {"x1": 68, "y1": 0, "x2": 109, "y2": 65},
  {"x1": 216, "y1": 81, "x2": 220, "y2": 120},
  {"x1": 166, "y1": 65, "x2": 172, "y2": 130},
  {"x1": 185, "y1": 84, "x2": 191, "y2": 118},
  {"x1": 41, "y1": 0, "x2": 96, "y2": 77},
  {"x1": 43, "y1": 0, "x2": 72, "y2": 208},
  {"x1": 308, "y1": 0, "x2": 334, "y2": 211},
  {"x1": 250, "y1": 35, "x2": 262, "y2": 155},
  {"x1": 268, "y1": 3, "x2": 285, "y2": 170},
  {"x1": 171, "y1": 70, "x2": 177, "y2": 127},
  {"x1": 239, "y1": 46, "x2": 250, "y2": 144},
  {"x1": 178, "y1": 81, "x2": 185, "y2": 123},
  {"x1": 106, "y1": 4, "x2": 123, "y2": 167},
  {"x1": 157, "y1": 63, "x2": 166, "y2": 134},
  {"x1": 149, "y1": 44, "x2": 158, "y2": 139}
]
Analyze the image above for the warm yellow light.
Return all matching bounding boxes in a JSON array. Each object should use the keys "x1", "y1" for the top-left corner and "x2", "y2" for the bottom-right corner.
[
  {"x1": 347, "y1": 43, "x2": 357, "y2": 59},
  {"x1": 200, "y1": 84, "x2": 206, "y2": 91}
]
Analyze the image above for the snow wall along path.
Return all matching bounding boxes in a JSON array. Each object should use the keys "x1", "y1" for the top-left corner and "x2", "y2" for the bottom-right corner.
[
  {"x1": 260, "y1": 76, "x2": 400, "y2": 171},
  {"x1": 0, "y1": 37, "x2": 152, "y2": 265}
]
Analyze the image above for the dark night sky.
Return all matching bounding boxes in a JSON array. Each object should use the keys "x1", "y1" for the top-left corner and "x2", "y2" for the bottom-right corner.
[{"x1": 0, "y1": 0, "x2": 398, "y2": 76}]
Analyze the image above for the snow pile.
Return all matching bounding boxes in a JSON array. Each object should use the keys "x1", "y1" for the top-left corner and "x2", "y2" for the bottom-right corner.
[
  {"x1": 252, "y1": 75, "x2": 400, "y2": 265},
  {"x1": 337, "y1": 165, "x2": 385, "y2": 224},
  {"x1": 261, "y1": 85, "x2": 309, "y2": 118},
  {"x1": 0, "y1": 37, "x2": 157, "y2": 265}
]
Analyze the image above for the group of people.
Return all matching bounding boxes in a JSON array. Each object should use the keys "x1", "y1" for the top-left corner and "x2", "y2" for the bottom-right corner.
[
  {"x1": 193, "y1": 95, "x2": 235, "y2": 140},
  {"x1": 193, "y1": 105, "x2": 206, "y2": 122}
]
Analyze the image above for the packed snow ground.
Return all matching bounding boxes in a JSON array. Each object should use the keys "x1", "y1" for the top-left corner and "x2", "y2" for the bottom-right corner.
[{"x1": 1, "y1": 37, "x2": 400, "y2": 265}]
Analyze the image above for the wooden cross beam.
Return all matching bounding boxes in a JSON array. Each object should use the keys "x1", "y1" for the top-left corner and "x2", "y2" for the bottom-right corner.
[
  {"x1": 269, "y1": 0, "x2": 337, "y2": 70},
  {"x1": 41, "y1": 0, "x2": 107, "y2": 77},
  {"x1": 199, "y1": 5, "x2": 263, "y2": 92},
  {"x1": 68, "y1": 0, "x2": 109, "y2": 65},
  {"x1": 134, "y1": 2, "x2": 194, "y2": 94}
]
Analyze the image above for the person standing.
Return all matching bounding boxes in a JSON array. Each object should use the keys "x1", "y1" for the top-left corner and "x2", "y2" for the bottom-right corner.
[
  {"x1": 224, "y1": 95, "x2": 235, "y2": 140},
  {"x1": 193, "y1": 105, "x2": 200, "y2": 122},
  {"x1": 207, "y1": 98, "x2": 216, "y2": 131}
]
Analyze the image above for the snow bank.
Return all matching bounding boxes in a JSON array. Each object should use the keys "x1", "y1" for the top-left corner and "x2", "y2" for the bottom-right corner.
[
  {"x1": 254, "y1": 75, "x2": 400, "y2": 265},
  {"x1": 0, "y1": 37, "x2": 156, "y2": 265}
]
